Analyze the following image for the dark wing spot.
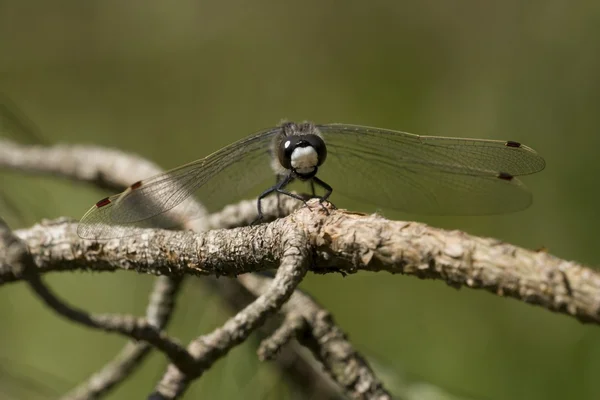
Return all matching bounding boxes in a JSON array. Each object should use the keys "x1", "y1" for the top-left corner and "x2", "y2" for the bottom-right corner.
[
  {"x1": 505, "y1": 141, "x2": 522, "y2": 148},
  {"x1": 95, "y1": 197, "x2": 111, "y2": 208},
  {"x1": 497, "y1": 172, "x2": 514, "y2": 181},
  {"x1": 130, "y1": 180, "x2": 142, "y2": 190}
]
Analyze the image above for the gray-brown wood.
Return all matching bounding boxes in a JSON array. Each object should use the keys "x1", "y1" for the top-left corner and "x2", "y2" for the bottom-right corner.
[
  {"x1": 0, "y1": 137, "x2": 387, "y2": 399},
  {"x1": 3, "y1": 135, "x2": 597, "y2": 399},
  {"x1": 6, "y1": 202, "x2": 599, "y2": 325}
]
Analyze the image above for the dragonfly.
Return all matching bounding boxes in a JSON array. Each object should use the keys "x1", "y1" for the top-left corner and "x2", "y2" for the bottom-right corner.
[{"x1": 77, "y1": 121, "x2": 545, "y2": 239}]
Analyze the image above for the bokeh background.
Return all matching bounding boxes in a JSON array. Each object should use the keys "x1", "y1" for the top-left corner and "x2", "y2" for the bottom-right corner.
[{"x1": 1, "y1": 1, "x2": 599, "y2": 399}]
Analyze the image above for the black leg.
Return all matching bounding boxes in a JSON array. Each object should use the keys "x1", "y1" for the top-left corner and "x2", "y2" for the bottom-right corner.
[
  {"x1": 275, "y1": 188, "x2": 310, "y2": 204},
  {"x1": 253, "y1": 174, "x2": 296, "y2": 225},
  {"x1": 275, "y1": 174, "x2": 284, "y2": 216},
  {"x1": 253, "y1": 174, "x2": 335, "y2": 225},
  {"x1": 312, "y1": 176, "x2": 335, "y2": 206}
]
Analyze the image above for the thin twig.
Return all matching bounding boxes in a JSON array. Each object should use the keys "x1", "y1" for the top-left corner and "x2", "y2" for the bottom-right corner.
[
  {"x1": 5, "y1": 136, "x2": 594, "y2": 399},
  {"x1": 206, "y1": 275, "x2": 346, "y2": 399},
  {"x1": 151, "y1": 225, "x2": 311, "y2": 398},
  {"x1": 0, "y1": 138, "x2": 346, "y2": 399},
  {"x1": 242, "y1": 273, "x2": 394, "y2": 400},
  {"x1": 62, "y1": 277, "x2": 183, "y2": 400},
  {"x1": 0, "y1": 220, "x2": 194, "y2": 370},
  {"x1": 258, "y1": 311, "x2": 307, "y2": 361},
  {"x1": 0, "y1": 137, "x2": 196, "y2": 397}
]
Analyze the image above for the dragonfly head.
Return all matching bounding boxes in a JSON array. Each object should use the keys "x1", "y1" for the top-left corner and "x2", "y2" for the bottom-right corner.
[{"x1": 277, "y1": 125, "x2": 327, "y2": 179}]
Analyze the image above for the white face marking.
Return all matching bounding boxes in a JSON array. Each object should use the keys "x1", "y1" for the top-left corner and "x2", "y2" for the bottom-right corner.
[
  {"x1": 284, "y1": 140, "x2": 291, "y2": 149},
  {"x1": 290, "y1": 146, "x2": 318, "y2": 174}
]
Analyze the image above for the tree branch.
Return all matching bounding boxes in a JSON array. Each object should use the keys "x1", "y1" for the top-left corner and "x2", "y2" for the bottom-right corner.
[
  {"x1": 0, "y1": 137, "x2": 346, "y2": 399},
  {"x1": 7, "y1": 205, "x2": 599, "y2": 326},
  {"x1": 205, "y1": 275, "x2": 346, "y2": 399},
  {"x1": 244, "y1": 272, "x2": 392, "y2": 400},
  {"x1": 62, "y1": 276, "x2": 183, "y2": 400},
  {"x1": 3, "y1": 135, "x2": 595, "y2": 399},
  {"x1": 0, "y1": 218, "x2": 196, "y2": 371},
  {"x1": 151, "y1": 225, "x2": 311, "y2": 398},
  {"x1": 0, "y1": 137, "x2": 200, "y2": 397}
]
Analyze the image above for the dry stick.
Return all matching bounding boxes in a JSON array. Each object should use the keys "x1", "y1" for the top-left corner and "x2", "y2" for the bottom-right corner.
[
  {"x1": 0, "y1": 138, "x2": 303, "y2": 397},
  {"x1": 2, "y1": 214, "x2": 338, "y2": 398},
  {"x1": 0, "y1": 138, "x2": 347, "y2": 399},
  {"x1": 0, "y1": 140, "x2": 177, "y2": 194},
  {"x1": 8, "y1": 215, "x2": 295, "y2": 279},
  {"x1": 6, "y1": 140, "x2": 597, "y2": 394},
  {"x1": 2, "y1": 215, "x2": 315, "y2": 393},
  {"x1": 244, "y1": 272, "x2": 392, "y2": 400},
  {"x1": 1, "y1": 106, "x2": 194, "y2": 391},
  {"x1": 9, "y1": 206, "x2": 600, "y2": 325},
  {"x1": 206, "y1": 274, "x2": 345, "y2": 399},
  {"x1": 0, "y1": 139, "x2": 201, "y2": 398},
  {"x1": 6, "y1": 203, "x2": 598, "y2": 399},
  {"x1": 0, "y1": 219, "x2": 195, "y2": 372},
  {"x1": 4, "y1": 211, "x2": 358, "y2": 398},
  {"x1": 9, "y1": 196, "x2": 599, "y2": 398},
  {"x1": 63, "y1": 276, "x2": 183, "y2": 400},
  {"x1": 151, "y1": 226, "x2": 311, "y2": 398},
  {"x1": 5, "y1": 205, "x2": 400, "y2": 399},
  {"x1": 257, "y1": 310, "x2": 307, "y2": 361}
]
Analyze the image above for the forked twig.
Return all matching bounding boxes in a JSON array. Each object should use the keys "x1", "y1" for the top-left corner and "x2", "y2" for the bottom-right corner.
[
  {"x1": 0, "y1": 138, "x2": 362, "y2": 399},
  {"x1": 152, "y1": 226, "x2": 311, "y2": 398},
  {"x1": 3, "y1": 137, "x2": 596, "y2": 400}
]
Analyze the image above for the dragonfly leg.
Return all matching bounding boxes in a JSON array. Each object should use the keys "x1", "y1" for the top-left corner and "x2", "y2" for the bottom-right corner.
[
  {"x1": 253, "y1": 174, "x2": 297, "y2": 225},
  {"x1": 275, "y1": 174, "x2": 285, "y2": 217},
  {"x1": 274, "y1": 176, "x2": 309, "y2": 207},
  {"x1": 275, "y1": 188, "x2": 309, "y2": 205},
  {"x1": 312, "y1": 176, "x2": 335, "y2": 212}
]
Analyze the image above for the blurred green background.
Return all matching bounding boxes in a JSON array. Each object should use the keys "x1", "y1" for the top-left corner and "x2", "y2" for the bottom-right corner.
[{"x1": 1, "y1": 1, "x2": 599, "y2": 399}]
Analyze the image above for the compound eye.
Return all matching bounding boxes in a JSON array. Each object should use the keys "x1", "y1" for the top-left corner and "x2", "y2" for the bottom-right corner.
[
  {"x1": 278, "y1": 136, "x2": 299, "y2": 170},
  {"x1": 304, "y1": 134, "x2": 327, "y2": 166}
]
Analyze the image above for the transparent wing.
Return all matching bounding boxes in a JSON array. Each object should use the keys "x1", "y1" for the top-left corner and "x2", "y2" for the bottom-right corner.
[
  {"x1": 317, "y1": 124, "x2": 545, "y2": 215},
  {"x1": 78, "y1": 127, "x2": 281, "y2": 239}
]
